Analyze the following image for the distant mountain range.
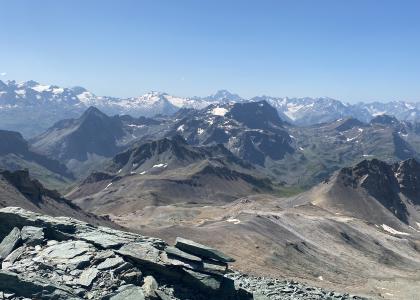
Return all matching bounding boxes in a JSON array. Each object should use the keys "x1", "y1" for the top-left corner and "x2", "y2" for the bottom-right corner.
[
  {"x1": 18, "y1": 100, "x2": 420, "y2": 189},
  {"x1": 3, "y1": 79, "x2": 420, "y2": 137}
]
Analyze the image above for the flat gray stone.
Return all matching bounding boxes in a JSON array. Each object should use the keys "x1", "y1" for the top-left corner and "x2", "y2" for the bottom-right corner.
[
  {"x1": 39, "y1": 240, "x2": 94, "y2": 270},
  {"x1": 77, "y1": 268, "x2": 99, "y2": 287},
  {"x1": 40, "y1": 240, "x2": 93, "y2": 260},
  {"x1": 97, "y1": 256, "x2": 124, "y2": 270},
  {"x1": 165, "y1": 246, "x2": 202, "y2": 262},
  {"x1": 1, "y1": 246, "x2": 25, "y2": 269},
  {"x1": 202, "y1": 259, "x2": 228, "y2": 274},
  {"x1": 21, "y1": 226, "x2": 44, "y2": 246},
  {"x1": 0, "y1": 227, "x2": 21, "y2": 261},
  {"x1": 93, "y1": 250, "x2": 114, "y2": 264},
  {"x1": 76, "y1": 231, "x2": 130, "y2": 249},
  {"x1": 105, "y1": 285, "x2": 145, "y2": 300},
  {"x1": 68, "y1": 254, "x2": 93, "y2": 270},
  {"x1": 175, "y1": 237, "x2": 235, "y2": 263},
  {"x1": 116, "y1": 242, "x2": 166, "y2": 273}
]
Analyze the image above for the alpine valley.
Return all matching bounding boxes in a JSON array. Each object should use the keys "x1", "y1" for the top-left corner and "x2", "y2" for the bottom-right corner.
[{"x1": 1, "y1": 79, "x2": 420, "y2": 300}]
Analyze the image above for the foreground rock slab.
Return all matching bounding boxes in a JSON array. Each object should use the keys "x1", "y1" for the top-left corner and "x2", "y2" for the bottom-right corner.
[
  {"x1": 175, "y1": 237, "x2": 235, "y2": 263},
  {"x1": 0, "y1": 207, "x2": 251, "y2": 299},
  {"x1": 0, "y1": 227, "x2": 21, "y2": 261}
]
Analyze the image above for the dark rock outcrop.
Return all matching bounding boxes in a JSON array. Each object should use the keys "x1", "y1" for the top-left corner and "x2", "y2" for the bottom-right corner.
[
  {"x1": 0, "y1": 207, "x2": 251, "y2": 300},
  {"x1": 0, "y1": 207, "x2": 367, "y2": 300},
  {"x1": 174, "y1": 237, "x2": 235, "y2": 263}
]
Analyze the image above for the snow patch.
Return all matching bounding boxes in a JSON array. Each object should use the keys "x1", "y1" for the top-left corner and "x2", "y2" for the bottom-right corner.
[
  {"x1": 128, "y1": 124, "x2": 145, "y2": 128},
  {"x1": 32, "y1": 85, "x2": 51, "y2": 92},
  {"x1": 381, "y1": 224, "x2": 410, "y2": 236},
  {"x1": 52, "y1": 88, "x2": 64, "y2": 94},
  {"x1": 211, "y1": 107, "x2": 228, "y2": 116},
  {"x1": 153, "y1": 163, "x2": 167, "y2": 168},
  {"x1": 226, "y1": 218, "x2": 241, "y2": 224},
  {"x1": 104, "y1": 182, "x2": 113, "y2": 190}
]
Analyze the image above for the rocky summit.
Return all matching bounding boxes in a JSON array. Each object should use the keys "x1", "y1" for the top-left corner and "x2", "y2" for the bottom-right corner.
[{"x1": 0, "y1": 207, "x2": 365, "y2": 300}]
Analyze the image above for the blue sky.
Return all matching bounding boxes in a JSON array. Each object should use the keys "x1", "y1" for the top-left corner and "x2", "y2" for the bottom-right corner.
[{"x1": 1, "y1": 0, "x2": 420, "y2": 102}]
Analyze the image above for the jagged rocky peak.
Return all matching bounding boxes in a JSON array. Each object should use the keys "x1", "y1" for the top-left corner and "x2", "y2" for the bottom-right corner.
[
  {"x1": 227, "y1": 100, "x2": 285, "y2": 130},
  {"x1": 336, "y1": 159, "x2": 398, "y2": 189},
  {"x1": 333, "y1": 158, "x2": 420, "y2": 224},
  {"x1": 370, "y1": 114, "x2": 399, "y2": 125},
  {"x1": 108, "y1": 134, "x2": 244, "y2": 176},
  {"x1": 0, "y1": 80, "x2": 7, "y2": 89},
  {"x1": 205, "y1": 89, "x2": 243, "y2": 102},
  {"x1": 19, "y1": 80, "x2": 40, "y2": 88},
  {"x1": 0, "y1": 130, "x2": 28, "y2": 155},
  {"x1": 111, "y1": 134, "x2": 189, "y2": 168},
  {"x1": 334, "y1": 117, "x2": 366, "y2": 132},
  {"x1": 80, "y1": 106, "x2": 109, "y2": 120},
  {"x1": 393, "y1": 158, "x2": 420, "y2": 201},
  {"x1": 0, "y1": 207, "x2": 252, "y2": 299},
  {"x1": 70, "y1": 86, "x2": 89, "y2": 95}
]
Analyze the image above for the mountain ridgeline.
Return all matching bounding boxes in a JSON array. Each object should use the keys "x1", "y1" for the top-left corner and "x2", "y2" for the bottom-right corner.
[{"x1": 4, "y1": 78, "x2": 420, "y2": 137}]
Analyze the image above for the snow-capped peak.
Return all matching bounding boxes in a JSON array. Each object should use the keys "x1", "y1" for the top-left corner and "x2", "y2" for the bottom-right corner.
[{"x1": 201, "y1": 89, "x2": 243, "y2": 103}]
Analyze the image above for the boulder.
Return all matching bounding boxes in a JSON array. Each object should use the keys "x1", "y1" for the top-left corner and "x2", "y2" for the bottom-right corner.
[
  {"x1": 0, "y1": 227, "x2": 21, "y2": 261},
  {"x1": 175, "y1": 237, "x2": 235, "y2": 263},
  {"x1": 142, "y1": 275, "x2": 158, "y2": 298},
  {"x1": 21, "y1": 226, "x2": 44, "y2": 246},
  {"x1": 120, "y1": 270, "x2": 142, "y2": 285},
  {"x1": 77, "y1": 268, "x2": 99, "y2": 287},
  {"x1": 97, "y1": 256, "x2": 124, "y2": 270}
]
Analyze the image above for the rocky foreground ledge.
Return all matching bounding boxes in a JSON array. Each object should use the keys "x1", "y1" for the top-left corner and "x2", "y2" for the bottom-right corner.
[{"x1": 0, "y1": 207, "x2": 365, "y2": 300}]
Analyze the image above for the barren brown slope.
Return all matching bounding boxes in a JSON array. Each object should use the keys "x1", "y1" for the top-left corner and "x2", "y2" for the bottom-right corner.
[
  {"x1": 67, "y1": 136, "x2": 273, "y2": 214},
  {"x1": 98, "y1": 159, "x2": 420, "y2": 299},
  {"x1": 292, "y1": 158, "x2": 420, "y2": 230},
  {"x1": 112, "y1": 197, "x2": 420, "y2": 300},
  {"x1": 0, "y1": 169, "x2": 117, "y2": 228}
]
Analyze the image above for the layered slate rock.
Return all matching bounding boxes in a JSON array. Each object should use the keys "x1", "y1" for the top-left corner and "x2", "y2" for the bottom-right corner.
[
  {"x1": 21, "y1": 226, "x2": 44, "y2": 246},
  {"x1": 0, "y1": 227, "x2": 21, "y2": 260},
  {"x1": 174, "y1": 237, "x2": 235, "y2": 263},
  {"x1": 0, "y1": 207, "x2": 251, "y2": 300}
]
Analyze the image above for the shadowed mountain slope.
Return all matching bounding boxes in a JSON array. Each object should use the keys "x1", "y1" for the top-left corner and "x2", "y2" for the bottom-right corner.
[{"x1": 67, "y1": 135, "x2": 273, "y2": 215}]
